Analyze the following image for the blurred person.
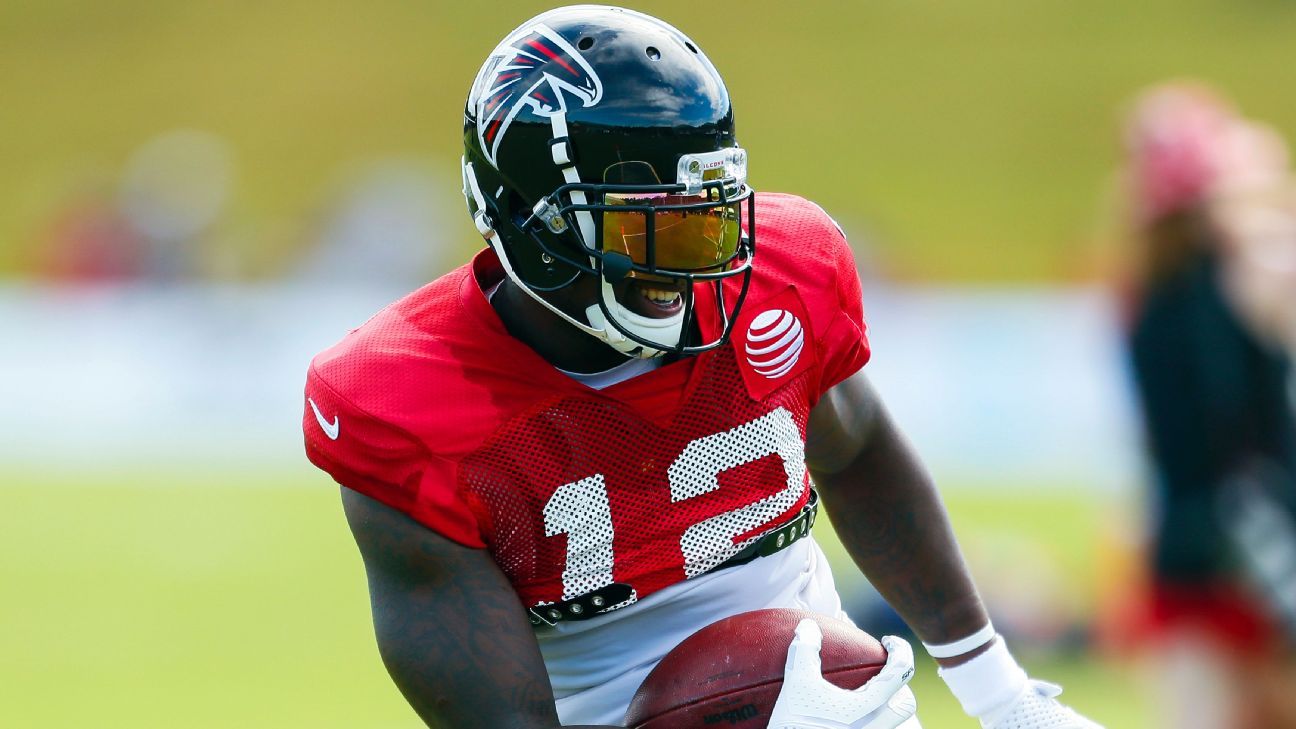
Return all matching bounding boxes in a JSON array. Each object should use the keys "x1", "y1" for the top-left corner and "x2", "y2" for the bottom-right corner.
[
  {"x1": 303, "y1": 6, "x2": 1101, "y2": 729},
  {"x1": 1120, "y1": 82, "x2": 1296, "y2": 729}
]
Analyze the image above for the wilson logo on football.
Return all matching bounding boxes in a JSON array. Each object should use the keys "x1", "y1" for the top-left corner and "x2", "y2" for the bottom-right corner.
[{"x1": 744, "y1": 309, "x2": 805, "y2": 379}]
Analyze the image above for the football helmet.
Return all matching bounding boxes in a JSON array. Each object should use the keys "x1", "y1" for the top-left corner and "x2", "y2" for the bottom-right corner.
[{"x1": 462, "y1": 5, "x2": 755, "y2": 358}]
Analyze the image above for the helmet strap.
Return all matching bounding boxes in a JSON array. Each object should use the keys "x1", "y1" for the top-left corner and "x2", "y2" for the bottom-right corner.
[
  {"x1": 548, "y1": 112, "x2": 597, "y2": 249},
  {"x1": 585, "y1": 279, "x2": 682, "y2": 359}
]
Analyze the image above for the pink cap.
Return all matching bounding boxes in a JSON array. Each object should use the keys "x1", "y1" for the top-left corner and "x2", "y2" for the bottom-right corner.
[{"x1": 1125, "y1": 83, "x2": 1290, "y2": 222}]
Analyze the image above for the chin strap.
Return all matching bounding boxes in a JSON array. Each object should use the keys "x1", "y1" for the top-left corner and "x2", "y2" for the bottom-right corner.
[{"x1": 584, "y1": 278, "x2": 682, "y2": 358}]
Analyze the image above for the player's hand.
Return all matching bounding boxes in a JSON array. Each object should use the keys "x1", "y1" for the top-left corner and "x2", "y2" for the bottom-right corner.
[
  {"x1": 768, "y1": 619, "x2": 919, "y2": 729},
  {"x1": 979, "y1": 680, "x2": 1103, "y2": 729}
]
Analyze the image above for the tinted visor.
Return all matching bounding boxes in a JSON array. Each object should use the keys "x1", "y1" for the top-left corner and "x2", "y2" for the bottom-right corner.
[
  {"x1": 597, "y1": 160, "x2": 744, "y2": 276},
  {"x1": 601, "y1": 192, "x2": 742, "y2": 274}
]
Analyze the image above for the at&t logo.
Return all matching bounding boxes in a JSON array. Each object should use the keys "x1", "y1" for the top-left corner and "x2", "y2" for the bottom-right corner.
[{"x1": 744, "y1": 309, "x2": 804, "y2": 379}]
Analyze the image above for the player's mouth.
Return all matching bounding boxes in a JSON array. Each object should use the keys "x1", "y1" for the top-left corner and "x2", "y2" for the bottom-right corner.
[{"x1": 622, "y1": 280, "x2": 684, "y2": 319}]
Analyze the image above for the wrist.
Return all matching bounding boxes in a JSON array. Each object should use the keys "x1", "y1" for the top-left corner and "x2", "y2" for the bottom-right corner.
[
  {"x1": 935, "y1": 638, "x2": 1028, "y2": 719},
  {"x1": 922, "y1": 621, "x2": 997, "y2": 660}
]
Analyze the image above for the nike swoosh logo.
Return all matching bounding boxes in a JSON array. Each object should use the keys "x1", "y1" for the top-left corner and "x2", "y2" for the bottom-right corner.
[{"x1": 308, "y1": 398, "x2": 340, "y2": 440}]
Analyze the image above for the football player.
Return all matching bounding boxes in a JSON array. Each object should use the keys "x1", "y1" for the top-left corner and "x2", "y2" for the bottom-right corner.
[{"x1": 303, "y1": 6, "x2": 1102, "y2": 728}]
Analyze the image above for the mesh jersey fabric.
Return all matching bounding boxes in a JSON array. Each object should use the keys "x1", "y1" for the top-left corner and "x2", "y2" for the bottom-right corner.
[{"x1": 303, "y1": 191, "x2": 871, "y2": 612}]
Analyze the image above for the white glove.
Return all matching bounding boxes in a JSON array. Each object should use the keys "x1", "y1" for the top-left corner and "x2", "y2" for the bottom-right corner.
[
  {"x1": 979, "y1": 680, "x2": 1103, "y2": 729},
  {"x1": 767, "y1": 618, "x2": 919, "y2": 729}
]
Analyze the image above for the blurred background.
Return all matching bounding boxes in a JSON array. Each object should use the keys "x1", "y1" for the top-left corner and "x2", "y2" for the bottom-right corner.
[{"x1": 4, "y1": 1, "x2": 1296, "y2": 726}]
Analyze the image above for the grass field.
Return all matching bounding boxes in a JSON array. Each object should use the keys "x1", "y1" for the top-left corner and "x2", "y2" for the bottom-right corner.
[{"x1": 2, "y1": 468, "x2": 1150, "y2": 727}]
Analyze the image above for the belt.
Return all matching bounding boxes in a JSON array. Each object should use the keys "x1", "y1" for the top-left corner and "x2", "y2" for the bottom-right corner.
[{"x1": 528, "y1": 488, "x2": 819, "y2": 626}]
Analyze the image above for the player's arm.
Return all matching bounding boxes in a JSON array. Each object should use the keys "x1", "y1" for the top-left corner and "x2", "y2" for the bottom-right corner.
[
  {"x1": 340, "y1": 486, "x2": 617, "y2": 729},
  {"x1": 805, "y1": 371, "x2": 987, "y2": 652},
  {"x1": 805, "y1": 371, "x2": 1101, "y2": 728}
]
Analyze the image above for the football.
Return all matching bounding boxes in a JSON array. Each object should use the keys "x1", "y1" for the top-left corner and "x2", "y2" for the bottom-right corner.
[{"x1": 623, "y1": 608, "x2": 889, "y2": 728}]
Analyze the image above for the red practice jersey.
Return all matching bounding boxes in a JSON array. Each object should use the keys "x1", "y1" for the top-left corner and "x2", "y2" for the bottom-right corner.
[{"x1": 303, "y1": 192, "x2": 870, "y2": 613}]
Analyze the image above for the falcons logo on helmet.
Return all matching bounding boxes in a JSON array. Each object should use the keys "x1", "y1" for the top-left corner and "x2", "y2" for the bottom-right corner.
[{"x1": 471, "y1": 24, "x2": 604, "y2": 166}]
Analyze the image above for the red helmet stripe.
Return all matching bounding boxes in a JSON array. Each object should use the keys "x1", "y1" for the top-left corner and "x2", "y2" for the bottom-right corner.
[{"x1": 525, "y1": 38, "x2": 578, "y2": 76}]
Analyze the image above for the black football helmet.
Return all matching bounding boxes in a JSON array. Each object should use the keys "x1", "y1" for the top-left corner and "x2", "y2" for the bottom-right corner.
[{"x1": 462, "y1": 5, "x2": 755, "y2": 358}]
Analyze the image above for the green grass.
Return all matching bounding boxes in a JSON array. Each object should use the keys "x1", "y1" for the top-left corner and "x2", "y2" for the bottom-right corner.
[
  {"x1": 2, "y1": 0, "x2": 1295, "y2": 280},
  {"x1": 1, "y1": 471, "x2": 412, "y2": 727},
  {"x1": 2, "y1": 468, "x2": 1149, "y2": 727}
]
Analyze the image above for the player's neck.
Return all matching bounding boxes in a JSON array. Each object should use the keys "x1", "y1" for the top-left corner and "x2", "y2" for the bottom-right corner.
[{"x1": 491, "y1": 278, "x2": 632, "y2": 374}]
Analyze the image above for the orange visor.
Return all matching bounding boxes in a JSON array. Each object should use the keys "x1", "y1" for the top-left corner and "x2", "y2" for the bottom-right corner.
[{"x1": 600, "y1": 192, "x2": 742, "y2": 274}]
